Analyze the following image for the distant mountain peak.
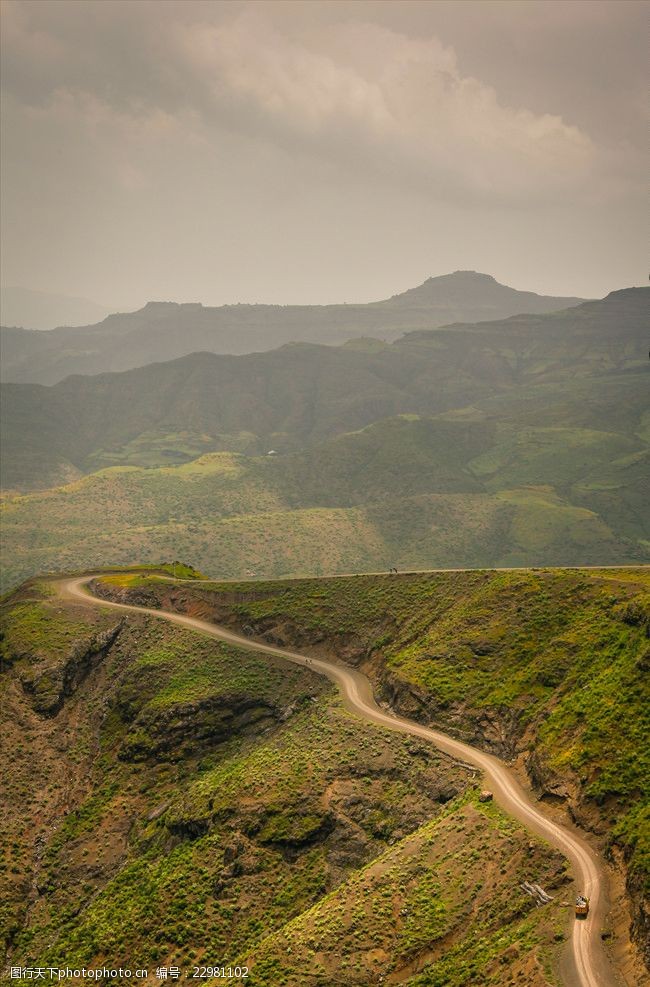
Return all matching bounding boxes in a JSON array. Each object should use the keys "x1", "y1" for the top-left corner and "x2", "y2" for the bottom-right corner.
[
  {"x1": 449, "y1": 270, "x2": 495, "y2": 279},
  {"x1": 381, "y1": 271, "x2": 585, "y2": 311}
]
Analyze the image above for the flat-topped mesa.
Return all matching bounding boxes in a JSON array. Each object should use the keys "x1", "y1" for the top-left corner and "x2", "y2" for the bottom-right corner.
[
  {"x1": 140, "y1": 301, "x2": 204, "y2": 313},
  {"x1": 381, "y1": 269, "x2": 586, "y2": 310}
]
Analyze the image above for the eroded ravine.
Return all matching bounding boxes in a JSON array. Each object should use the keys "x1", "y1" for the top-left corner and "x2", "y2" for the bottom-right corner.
[{"x1": 60, "y1": 575, "x2": 621, "y2": 987}]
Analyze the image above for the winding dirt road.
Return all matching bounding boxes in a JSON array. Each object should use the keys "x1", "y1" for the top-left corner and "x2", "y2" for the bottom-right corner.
[{"x1": 60, "y1": 575, "x2": 621, "y2": 987}]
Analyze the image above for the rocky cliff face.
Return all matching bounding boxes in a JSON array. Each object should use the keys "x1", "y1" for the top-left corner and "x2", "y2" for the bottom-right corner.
[
  {"x1": 118, "y1": 693, "x2": 283, "y2": 761},
  {"x1": 18, "y1": 621, "x2": 124, "y2": 715}
]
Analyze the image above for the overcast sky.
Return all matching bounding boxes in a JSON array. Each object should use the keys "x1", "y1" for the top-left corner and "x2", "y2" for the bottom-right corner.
[{"x1": 1, "y1": 0, "x2": 646, "y2": 308}]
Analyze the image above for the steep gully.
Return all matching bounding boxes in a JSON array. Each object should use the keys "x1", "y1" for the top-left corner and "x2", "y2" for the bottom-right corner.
[{"x1": 60, "y1": 575, "x2": 620, "y2": 987}]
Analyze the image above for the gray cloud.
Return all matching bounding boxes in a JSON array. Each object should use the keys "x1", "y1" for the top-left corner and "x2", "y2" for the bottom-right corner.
[
  {"x1": 3, "y1": 1, "x2": 640, "y2": 199},
  {"x1": 0, "y1": 1, "x2": 646, "y2": 307}
]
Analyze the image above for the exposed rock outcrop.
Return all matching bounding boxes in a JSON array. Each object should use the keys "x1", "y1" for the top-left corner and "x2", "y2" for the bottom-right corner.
[
  {"x1": 19, "y1": 622, "x2": 123, "y2": 715},
  {"x1": 118, "y1": 694, "x2": 281, "y2": 761}
]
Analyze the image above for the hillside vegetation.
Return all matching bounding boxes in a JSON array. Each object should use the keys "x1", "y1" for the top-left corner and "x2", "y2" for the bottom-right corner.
[
  {"x1": 1, "y1": 577, "x2": 575, "y2": 987},
  {"x1": 1, "y1": 400, "x2": 647, "y2": 591},
  {"x1": 95, "y1": 566, "x2": 650, "y2": 969},
  {"x1": 0, "y1": 271, "x2": 585, "y2": 384},
  {"x1": 1, "y1": 288, "x2": 646, "y2": 590}
]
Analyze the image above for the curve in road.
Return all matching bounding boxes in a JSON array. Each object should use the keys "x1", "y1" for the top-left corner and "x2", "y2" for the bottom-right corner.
[{"x1": 61, "y1": 576, "x2": 620, "y2": 987}]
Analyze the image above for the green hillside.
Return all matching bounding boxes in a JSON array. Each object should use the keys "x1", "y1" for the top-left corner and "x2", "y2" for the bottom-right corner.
[
  {"x1": 93, "y1": 566, "x2": 650, "y2": 967},
  {"x1": 1, "y1": 577, "x2": 575, "y2": 987},
  {"x1": 0, "y1": 287, "x2": 646, "y2": 597},
  {"x1": 1, "y1": 403, "x2": 648, "y2": 591}
]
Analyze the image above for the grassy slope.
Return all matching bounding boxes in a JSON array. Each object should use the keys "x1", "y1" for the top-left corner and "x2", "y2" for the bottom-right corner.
[
  {"x1": 1, "y1": 398, "x2": 648, "y2": 591},
  {"x1": 0, "y1": 582, "x2": 570, "y2": 987},
  {"x1": 112, "y1": 568, "x2": 649, "y2": 896},
  {"x1": 0, "y1": 292, "x2": 646, "y2": 594}
]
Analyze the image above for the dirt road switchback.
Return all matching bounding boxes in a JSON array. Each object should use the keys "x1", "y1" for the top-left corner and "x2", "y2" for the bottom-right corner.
[{"x1": 61, "y1": 575, "x2": 623, "y2": 987}]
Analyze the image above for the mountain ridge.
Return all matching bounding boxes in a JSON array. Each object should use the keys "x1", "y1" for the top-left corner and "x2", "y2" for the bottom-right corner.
[
  {"x1": 1, "y1": 287, "x2": 645, "y2": 493},
  {"x1": 0, "y1": 271, "x2": 588, "y2": 384},
  {"x1": 1, "y1": 286, "x2": 646, "y2": 592}
]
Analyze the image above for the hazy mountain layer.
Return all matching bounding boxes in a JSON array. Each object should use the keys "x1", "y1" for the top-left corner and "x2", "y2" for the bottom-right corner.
[
  {"x1": 0, "y1": 286, "x2": 112, "y2": 331},
  {"x1": 1, "y1": 287, "x2": 646, "y2": 591},
  {"x1": 1, "y1": 288, "x2": 645, "y2": 494},
  {"x1": 0, "y1": 271, "x2": 586, "y2": 384}
]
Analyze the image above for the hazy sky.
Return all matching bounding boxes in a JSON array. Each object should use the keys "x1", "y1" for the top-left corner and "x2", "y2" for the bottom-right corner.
[{"x1": 1, "y1": 0, "x2": 646, "y2": 308}]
